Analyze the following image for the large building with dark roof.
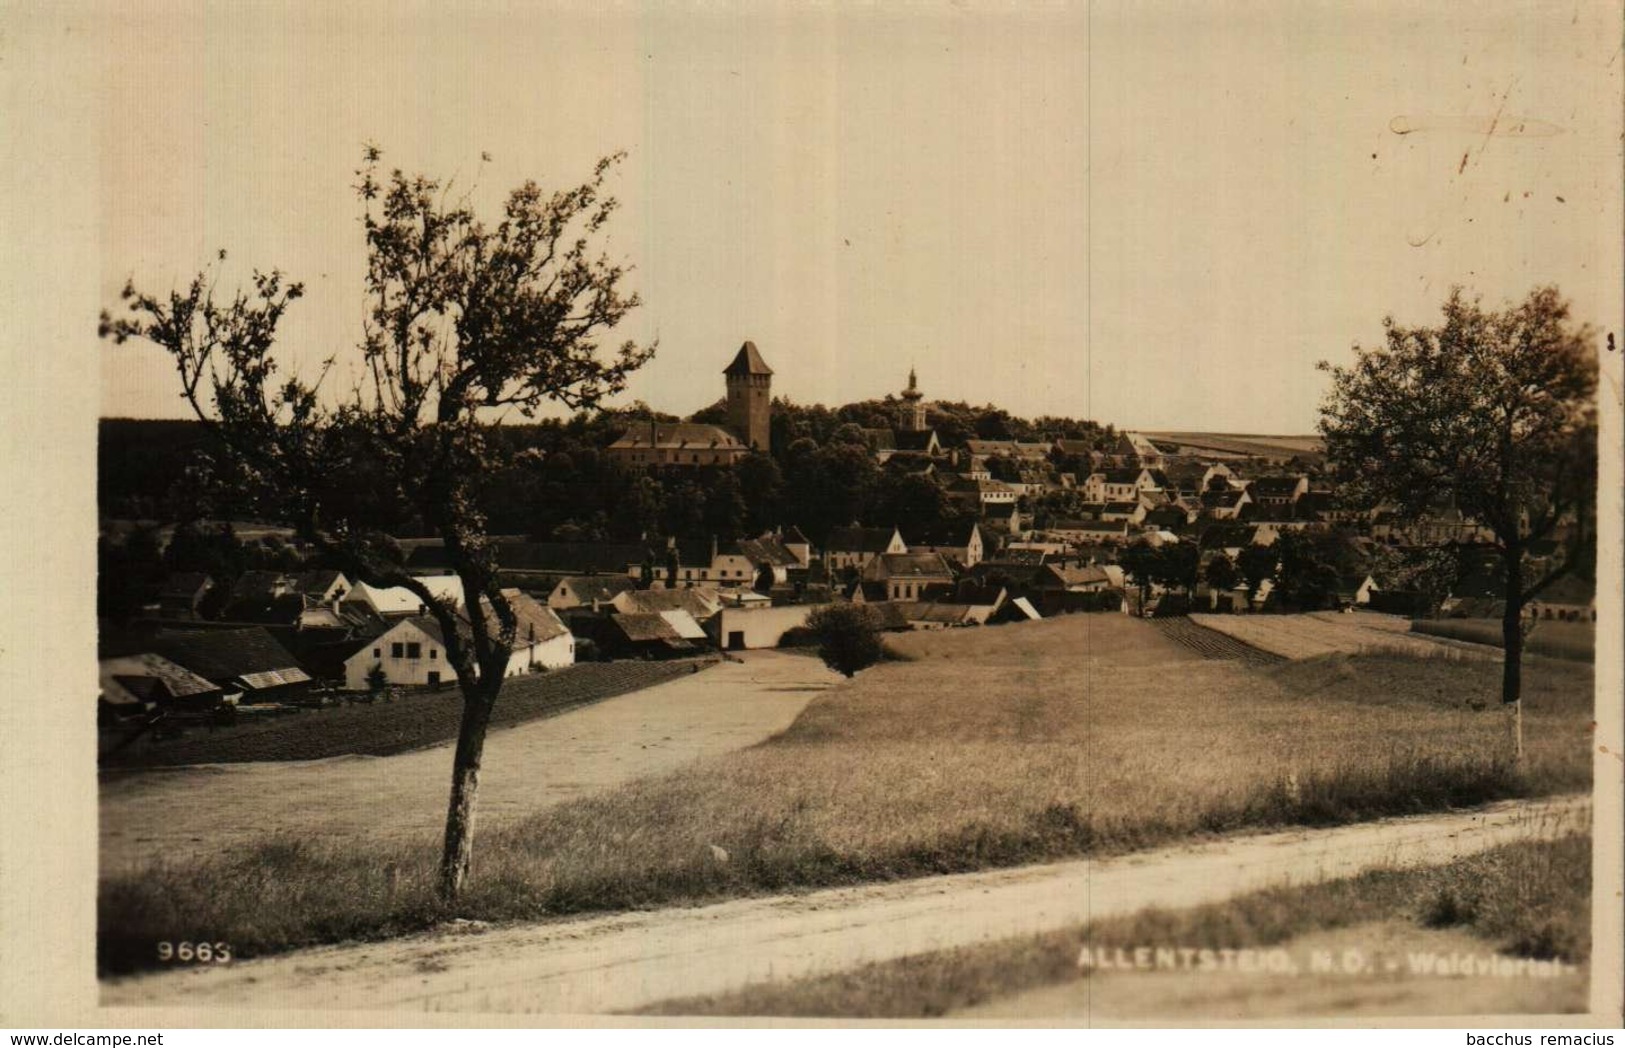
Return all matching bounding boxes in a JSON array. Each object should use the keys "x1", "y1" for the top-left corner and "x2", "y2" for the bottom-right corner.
[{"x1": 605, "y1": 341, "x2": 773, "y2": 467}]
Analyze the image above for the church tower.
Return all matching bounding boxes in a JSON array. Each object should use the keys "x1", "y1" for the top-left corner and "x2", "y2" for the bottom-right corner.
[
  {"x1": 899, "y1": 367, "x2": 926, "y2": 432},
  {"x1": 723, "y1": 341, "x2": 773, "y2": 453}
]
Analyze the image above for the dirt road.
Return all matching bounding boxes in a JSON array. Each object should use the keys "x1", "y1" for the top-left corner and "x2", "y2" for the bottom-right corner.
[
  {"x1": 100, "y1": 652, "x2": 836, "y2": 873},
  {"x1": 101, "y1": 794, "x2": 1589, "y2": 1016}
]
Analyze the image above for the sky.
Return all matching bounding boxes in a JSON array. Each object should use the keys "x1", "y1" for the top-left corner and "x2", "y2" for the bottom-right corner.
[{"x1": 93, "y1": 0, "x2": 1623, "y2": 434}]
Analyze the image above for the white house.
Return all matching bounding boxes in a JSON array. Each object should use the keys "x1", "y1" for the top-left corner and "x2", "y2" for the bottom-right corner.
[
  {"x1": 346, "y1": 616, "x2": 452, "y2": 690},
  {"x1": 1082, "y1": 468, "x2": 1156, "y2": 504},
  {"x1": 349, "y1": 576, "x2": 466, "y2": 618},
  {"x1": 344, "y1": 589, "x2": 572, "y2": 689}
]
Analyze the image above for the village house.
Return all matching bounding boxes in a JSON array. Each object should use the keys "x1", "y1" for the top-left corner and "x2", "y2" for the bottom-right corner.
[
  {"x1": 1198, "y1": 522, "x2": 1279, "y2": 559},
  {"x1": 1082, "y1": 467, "x2": 1158, "y2": 504},
  {"x1": 98, "y1": 652, "x2": 222, "y2": 719},
  {"x1": 1043, "y1": 519, "x2": 1131, "y2": 545},
  {"x1": 612, "y1": 585, "x2": 724, "y2": 623},
  {"x1": 943, "y1": 473, "x2": 1019, "y2": 509},
  {"x1": 860, "y1": 551, "x2": 956, "y2": 601},
  {"x1": 343, "y1": 589, "x2": 573, "y2": 690},
  {"x1": 1036, "y1": 563, "x2": 1118, "y2": 593},
  {"x1": 825, "y1": 525, "x2": 908, "y2": 572},
  {"x1": 904, "y1": 521, "x2": 986, "y2": 568},
  {"x1": 593, "y1": 609, "x2": 708, "y2": 659},
  {"x1": 1099, "y1": 500, "x2": 1146, "y2": 524},
  {"x1": 155, "y1": 572, "x2": 214, "y2": 620},
  {"x1": 1525, "y1": 575, "x2": 1596, "y2": 622},
  {"x1": 1336, "y1": 574, "x2": 1379, "y2": 608},
  {"x1": 149, "y1": 627, "x2": 314, "y2": 704},
  {"x1": 1200, "y1": 486, "x2": 1252, "y2": 520},
  {"x1": 1248, "y1": 475, "x2": 1311, "y2": 517},
  {"x1": 348, "y1": 575, "x2": 466, "y2": 619},
  {"x1": 545, "y1": 575, "x2": 636, "y2": 611}
]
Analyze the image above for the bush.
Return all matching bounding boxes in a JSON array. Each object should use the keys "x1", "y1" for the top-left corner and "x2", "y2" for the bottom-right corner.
[{"x1": 805, "y1": 604, "x2": 884, "y2": 678}]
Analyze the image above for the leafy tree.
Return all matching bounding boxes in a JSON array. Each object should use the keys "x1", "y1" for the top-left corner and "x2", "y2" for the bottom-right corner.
[
  {"x1": 871, "y1": 473, "x2": 949, "y2": 531},
  {"x1": 1320, "y1": 286, "x2": 1596, "y2": 709},
  {"x1": 1154, "y1": 541, "x2": 1201, "y2": 597},
  {"x1": 983, "y1": 453, "x2": 1022, "y2": 483},
  {"x1": 702, "y1": 470, "x2": 747, "y2": 540},
  {"x1": 1118, "y1": 540, "x2": 1162, "y2": 607},
  {"x1": 806, "y1": 603, "x2": 884, "y2": 678},
  {"x1": 102, "y1": 147, "x2": 653, "y2": 900},
  {"x1": 1272, "y1": 530, "x2": 1342, "y2": 610},
  {"x1": 1236, "y1": 544, "x2": 1278, "y2": 599},
  {"x1": 1204, "y1": 552, "x2": 1239, "y2": 593},
  {"x1": 736, "y1": 452, "x2": 784, "y2": 533}
]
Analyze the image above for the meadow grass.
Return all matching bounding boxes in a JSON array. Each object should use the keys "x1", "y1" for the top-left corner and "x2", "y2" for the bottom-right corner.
[
  {"x1": 100, "y1": 615, "x2": 1593, "y2": 974},
  {"x1": 638, "y1": 832, "x2": 1593, "y2": 1018},
  {"x1": 1412, "y1": 618, "x2": 1595, "y2": 662}
]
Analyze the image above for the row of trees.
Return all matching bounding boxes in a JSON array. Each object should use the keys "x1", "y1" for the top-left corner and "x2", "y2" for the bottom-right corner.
[{"x1": 99, "y1": 400, "x2": 1117, "y2": 545}]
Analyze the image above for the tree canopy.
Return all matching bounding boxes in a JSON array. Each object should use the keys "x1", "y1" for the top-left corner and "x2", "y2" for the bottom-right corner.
[
  {"x1": 1319, "y1": 286, "x2": 1597, "y2": 708},
  {"x1": 102, "y1": 148, "x2": 655, "y2": 898}
]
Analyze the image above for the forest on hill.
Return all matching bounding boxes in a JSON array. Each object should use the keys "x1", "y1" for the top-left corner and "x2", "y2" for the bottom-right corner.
[{"x1": 99, "y1": 398, "x2": 1117, "y2": 546}]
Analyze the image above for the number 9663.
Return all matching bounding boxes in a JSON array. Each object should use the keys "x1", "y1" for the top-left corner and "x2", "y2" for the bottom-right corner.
[{"x1": 156, "y1": 941, "x2": 232, "y2": 963}]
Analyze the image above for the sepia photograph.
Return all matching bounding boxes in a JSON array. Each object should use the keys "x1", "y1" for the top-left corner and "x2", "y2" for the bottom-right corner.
[{"x1": 1, "y1": 0, "x2": 1622, "y2": 1032}]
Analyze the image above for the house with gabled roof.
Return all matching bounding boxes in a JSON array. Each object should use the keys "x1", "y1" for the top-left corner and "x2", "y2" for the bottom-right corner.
[
  {"x1": 149, "y1": 627, "x2": 313, "y2": 702},
  {"x1": 156, "y1": 573, "x2": 215, "y2": 620},
  {"x1": 1043, "y1": 519, "x2": 1131, "y2": 545},
  {"x1": 99, "y1": 653, "x2": 223, "y2": 716},
  {"x1": 348, "y1": 575, "x2": 466, "y2": 618},
  {"x1": 605, "y1": 421, "x2": 750, "y2": 468},
  {"x1": 860, "y1": 551, "x2": 956, "y2": 602},
  {"x1": 598, "y1": 610, "x2": 706, "y2": 658},
  {"x1": 1082, "y1": 468, "x2": 1156, "y2": 504},
  {"x1": 1526, "y1": 574, "x2": 1596, "y2": 622},
  {"x1": 779, "y1": 525, "x2": 813, "y2": 567},
  {"x1": 343, "y1": 589, "x2": 573, "y2": 689},
  {"x1": 546, "y1": 574, "x2": 637, "y2": 611},
  {"x1": 826, "y1": 525, "x2": 907, "y2": 572},
  {"x1": 944, "y1": 474, "x2": 1018, "y2": 509},
  {"x1": 1200, "y1": 486, "x2": 1252, "y2": 520},
  {"x1": 612, "y1": 585, "x2": 723, "y2": 622},
  {"x1": 904, "y1": 521, "x2": 985, "y2": 568},
  {"x1": 1248, "y1": 475, "x2": 1310, "y2": 517}
]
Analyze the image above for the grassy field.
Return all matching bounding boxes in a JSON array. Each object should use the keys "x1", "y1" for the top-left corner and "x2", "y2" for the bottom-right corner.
[
  {"x1": 1190, "y1": 611, "x2": 1499, "y2": 661},
  {"x1": 100, "y1": 660, "x2": 706, "y2": 767},
  {"x1": 100, "y1": 614, "x2": 1593, "y2": 974},
  {"x1": 640, "y1": 833, "x2": 1592, "y2": 1017},
  {"x1": 1413, "y1": 618, "x2": 1595, "y2": 663}
]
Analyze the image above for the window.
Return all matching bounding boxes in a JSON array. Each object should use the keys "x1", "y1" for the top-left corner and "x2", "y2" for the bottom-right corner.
[
  {"x1": 406, "y1": 642, "x2": 422, "y2": 659},
  {"x1": 390, "y1": 642, "x2": 404, "y2": 658},
  {"x1": 430, "y1": 649, "x2": 437, "y2": 660},
  {"x1": 373, "y1": 648, "x2": 381, "y2": 658}
]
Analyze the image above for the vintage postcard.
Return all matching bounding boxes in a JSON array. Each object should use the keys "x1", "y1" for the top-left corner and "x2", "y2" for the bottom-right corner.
[{"x1": 1, "y1": 0, "x2": 1621, "y2": 1031}]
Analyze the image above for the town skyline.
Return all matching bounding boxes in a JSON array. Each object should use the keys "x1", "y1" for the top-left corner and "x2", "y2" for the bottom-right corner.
[{"x1": 95, "y1": 2, "x2": 1619, "y2": 434}]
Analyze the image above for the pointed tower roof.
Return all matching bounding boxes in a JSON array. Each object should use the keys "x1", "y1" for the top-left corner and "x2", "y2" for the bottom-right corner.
[
  {"x1": 723, "y1": 341, "x2": 773, "y2": 377},
  {"x1": 901, "y1": 367, "x2": 923, "y2": 400}
]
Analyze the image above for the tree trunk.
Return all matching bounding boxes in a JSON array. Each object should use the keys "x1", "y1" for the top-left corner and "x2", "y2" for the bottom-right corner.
[
  {"x1": 438, "y1": 679, "x2": 499, "y2": 902},
  {"x1": 1500, "y1": 547, "x2": 1524, "y2": 764},
  {"x1": 1500, "y1": 549, "x2": 1524, "y2": 707}
]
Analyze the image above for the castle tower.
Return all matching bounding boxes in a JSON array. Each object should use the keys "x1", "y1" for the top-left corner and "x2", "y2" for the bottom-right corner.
[
  {"x1": 899, "y1": 367, "x2": 926, "y2": 432},
  {"x1": 723, "y1": 340, "x2": 773, "y2": 453}
]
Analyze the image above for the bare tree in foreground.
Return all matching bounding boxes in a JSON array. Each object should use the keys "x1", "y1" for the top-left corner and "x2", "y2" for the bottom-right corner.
[
  {"x1": 102, "y1": 148, "x2": 654, "y2": 899},
  {"x1": 1319, "y1": 286, "x2": 1596, "y2": 752}
]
